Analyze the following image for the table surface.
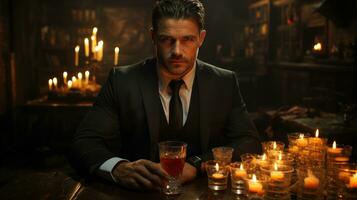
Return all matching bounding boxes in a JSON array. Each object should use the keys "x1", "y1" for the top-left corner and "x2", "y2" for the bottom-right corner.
[{"x1": 0, "y1": 169, "x2": 239, "y2": 200}]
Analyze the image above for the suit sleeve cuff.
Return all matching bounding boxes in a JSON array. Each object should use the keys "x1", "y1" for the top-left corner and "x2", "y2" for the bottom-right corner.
[{"x1": 98, "y1": 157, "x2": 128, "y2": 182}]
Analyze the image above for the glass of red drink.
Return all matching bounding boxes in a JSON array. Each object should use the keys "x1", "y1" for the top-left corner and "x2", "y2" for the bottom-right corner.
[{"x1": 158, "y1": 141, "x2": 187, "y2": 195}]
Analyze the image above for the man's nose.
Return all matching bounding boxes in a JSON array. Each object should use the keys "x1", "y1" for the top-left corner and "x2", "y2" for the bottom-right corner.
[{"x1": 172, "y1": 40, "x2": 182, "y2": 56}]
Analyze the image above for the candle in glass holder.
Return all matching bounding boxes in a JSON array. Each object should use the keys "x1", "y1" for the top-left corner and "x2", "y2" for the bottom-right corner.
[
  {"x1": 349, "y1": 173, "x2": 357, "y2": 188},
  {"x1": 304, "y1": 170, "x2": 320, "y2": 189},
  {"x1": 309, "y1": 129, "x2": 324, "y2": 146},
  {"x1": 235, "y1": 163, "x2": 247, "y2": 178},
  {"x1": 212, "y1": 163, "x2": 224, "y2": 179},
  {"x1": 63, "y1": 71, "x2": 68, "y2": 85},
  {"x1": 327, "y1": 141, "x2": 342, "y2": 154},
  {"x1": 248, "y1": 174, "x2": 263, "y2": 194},
  {"x1": 270, "y1": 163, "x2": 284, "y2": 180},
  {"x1": 297, "y1": 134, "x2": 308, "y2": 147}
]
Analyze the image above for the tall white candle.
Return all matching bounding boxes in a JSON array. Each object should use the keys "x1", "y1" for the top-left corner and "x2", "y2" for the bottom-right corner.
[
  {"x1": 114, "y1": 47, "x2": 119, "y2": 65},
  {"x1": 98, "y1": 40, "x2": 103, "y2": 61},
  {"x1": 84, "y1": 38, "x2": 89, "y2": 57},
  {"x1": 75, "y1": 45, "x2": 80, "y2": 66}
]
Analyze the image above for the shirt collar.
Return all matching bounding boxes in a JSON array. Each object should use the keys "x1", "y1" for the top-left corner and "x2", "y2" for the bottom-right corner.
[{"x1": 157, "y1": 62, "x2": 196, "y2": 94}]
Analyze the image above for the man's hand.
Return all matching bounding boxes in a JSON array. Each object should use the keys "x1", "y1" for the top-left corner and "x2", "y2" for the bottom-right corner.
[
  {"x1": 112, "y1": 159, "x2": 168, "y2": 191},
  {"x1": 179, "y1": 162, "x2": 197, "y2": 184}
]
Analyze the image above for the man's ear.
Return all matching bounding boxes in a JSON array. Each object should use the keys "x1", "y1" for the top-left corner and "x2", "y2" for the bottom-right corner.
[{"x1": 198, "y1": 30, "x2": 206, "y2": 47}]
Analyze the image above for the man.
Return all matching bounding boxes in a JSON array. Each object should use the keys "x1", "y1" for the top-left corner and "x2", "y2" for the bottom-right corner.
[{"x1": 71, "y1": 0, "x2": 261, "y2": 191}]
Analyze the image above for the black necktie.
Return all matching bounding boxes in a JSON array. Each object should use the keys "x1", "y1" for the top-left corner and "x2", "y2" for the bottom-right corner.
[{"x1": 169, "y1": 79, "x2": 184, "y2": 130}]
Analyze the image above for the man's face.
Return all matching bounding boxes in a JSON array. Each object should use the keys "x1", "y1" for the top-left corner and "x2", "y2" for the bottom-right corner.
[{"x1": 152, "y1": 18, "x2": 206, "y2": 78}]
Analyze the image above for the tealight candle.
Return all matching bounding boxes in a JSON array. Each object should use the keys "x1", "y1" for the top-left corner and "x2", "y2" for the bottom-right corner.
[
  {"x1": 349, "y1": 173, "x2": 357, "y2": 188},
  {"x1": 270, "y1": 163, "x2": 284, "y2": 180},
  {"x1": 212, "y1": 163, "x2": 224, "y2": 180},
  {"x1": 309, "y1": 129, "x2": 323, "y2": 145},
  {"x1": 304, "y1": 170, "x2": 319, "y2": 189},
  {"x1": 327, "y1": 141, "x2": 342, "y2": 154},
  {"x1": 297, "y1": 134, "x2": 308, "y2": 147},
  {"x1": 248, "y1": 174, "x2": 263, "y2": 194},
  {"x1": 234, "y1": 163, "x2": 247, "y2": 178}
]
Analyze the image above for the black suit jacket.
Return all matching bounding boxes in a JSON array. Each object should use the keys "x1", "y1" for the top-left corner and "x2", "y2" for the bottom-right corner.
[{"x1": 71, "y1": 58, "x2": 261, "y2": 174}]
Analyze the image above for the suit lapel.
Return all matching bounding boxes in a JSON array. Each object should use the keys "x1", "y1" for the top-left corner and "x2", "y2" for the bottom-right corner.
[
  {"x1": 196, "y1": 60, "x2": 212, "y2": 153},
  {"x1": 138, "y1": 59, "x2": 161, "y2": 160}
]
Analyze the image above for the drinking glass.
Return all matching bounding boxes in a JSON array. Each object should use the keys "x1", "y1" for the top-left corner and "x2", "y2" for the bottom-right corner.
[{"x1": 158, "y1": 141, "x2": 187, "y2": 195}]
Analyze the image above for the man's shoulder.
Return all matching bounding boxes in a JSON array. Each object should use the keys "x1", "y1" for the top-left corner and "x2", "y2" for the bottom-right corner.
[{"x1": 197, "y1": 59, "x2": 235, "y2": 77}]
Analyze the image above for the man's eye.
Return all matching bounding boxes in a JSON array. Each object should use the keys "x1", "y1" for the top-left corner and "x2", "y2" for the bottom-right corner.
[{"x1": 159, "y1": 37, "x2": 174, "y2": 44}]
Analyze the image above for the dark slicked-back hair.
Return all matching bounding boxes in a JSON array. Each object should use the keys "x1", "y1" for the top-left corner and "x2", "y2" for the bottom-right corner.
[{"x1": 152, "y1": 0, "x2": 205, "y2": 32}]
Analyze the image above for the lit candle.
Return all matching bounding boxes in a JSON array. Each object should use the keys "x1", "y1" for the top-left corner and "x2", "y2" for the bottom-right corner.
[
  {"x1": 52, "y1": 77, "x2": 58, "y2": 90},
  {"x1": 78, "y1": 72, "x2": 83, "y2": 88},
  {"x1": 85, "y1": 70, "x2": 90, "y2": 85},
  {"x1": 234, "y1": 163, "x2": 247, "y2": 178},
  {"x1": 309, "y1": 129, "x2": 323, "y2": 145},
  {"x1": 248, "y1": 174, "x2": 263, "y2": 194},
  {"x1": 297, "y1": 134, "x2": 308, "y2": 147},
  {"x1": 304, "y1": 170, "x2": 319, "y2": 189},
  {"x1": 48, "y1": 79, "x2": 53, "y2": 91},
  {"x1": 84, "y1": 38, "x2": 89, "y2": 57},
  {"x1": 327, "y1": 141, "x2": 342, "y2": 154},
  {"x1": 94, "y1": 46, "x2": 99, "y2": 61},
  {"x1": 212, "y1": 163, "x2": 224, "y2": 180},
  {"x1": 273, "y1": 141, "x2": 277, "y2": 150},
  {"x1": 91, "y1": 35, "x2": 97, "y2": 54},
  {"x1": 349, "y1": 173, "x2": 357, "y2": 188},
  {"x1": 72, "y1": 76, "x2": 77, "y2": 88},
  {"x1": 270, "y1": 163, "x2": 284, "y2": 180},
  {"x1": 98, "y1": 40, "x2": 103, "y2": 61},
  {"x1": 114, "y1": 47, "x2": 119, "y2": 66},
  {"x1": 75, "y1": 45, "x2": 80, "y2": 66},
  {"x1": 63, "y1": 71, "x2": 68, "y2": 84},
  {"x1": 67, "y1": 80, "x2": 73, "y2": 89}
]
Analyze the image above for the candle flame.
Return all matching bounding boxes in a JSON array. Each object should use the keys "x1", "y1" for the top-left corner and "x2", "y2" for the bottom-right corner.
[
  {"x1": 72, "y1": 76, "x2": 77, "y2": 82},
  {"x1": 78, "y1": 72, "x2": 83, "y2": 79},
  {"x1": 93, "y1": 27, "x2": 98, "y2": 35},
  {"x1": 48, "y1": 79, "x2": 53, "y2": 85},
  {"x1": 313, "y1": 43, "x2": 322, "y2": 51},
  {"x1": 75, "y1": 45, "x2": 80, "y2": 52},
  {"x1": 67, "y1": 80, "x2": 73, "y2": 89},
  {"x1": 274, "y1": 163, "x2": 278, "y2": 171},
  {"x1": 252, "y1": 174, "x2": 257, "y2": 182},
  {"x1": 315, "y1": 129, "x2": 319, "y2": 138},
  {"x1": 85, "y1": 70, "x2": 90, "y2": 77},
  {"x1": 115, "y1": 47, "x2": 119, "y2": 53},
  {"x1": 333, "y1": 141, "x2": 337, "y2": 149},
  {"x1": 278, "y1": 152, "x2": 282, "y2": 161},
  {"x1": 63, "y1": 71, "x2": 68, "y2": 78},
  {"x1": 215, "y1": 163, "x2": 219, "y2": 171},
  {"x1": 273, "y1": 141, "x2": 277, "y2": 150},
  {"x1": 353, "y1": 173, "x2": 357, "y2": 178},
  {"x1": 98, "y1": 40, "x2": 104, "y2": 47},
  {"x1": 299, "y1": 134, "x2": 304, "y2": 139},
  {"x1": 262, "y1": 154, "x2": 266, "y2": 161},
  {"x1": 52, "y1": 77, "x2": 58, "y2": 85},
  {"x1": 84, "y1": 38, "x2": 89, "y2": 44},
  {"x1": 240, "y1": 163, "x2": 244, "y2": 170}
]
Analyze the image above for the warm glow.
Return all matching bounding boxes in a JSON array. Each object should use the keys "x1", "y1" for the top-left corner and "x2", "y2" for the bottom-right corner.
[
  {"x1": 215, "y1": 163, "x2": 219, "y2": 171},
  {"x1": 98, "y1": 40, "x2": 103, "y2": 47},
  {"x1": 274, "y1": 163, "x2": 278, "y2": 171},
  {"x1": 78, "y1": 72, "x2": 83, "y2": 80},
  {"x1": 115, "y1": 47, "x2": 119, "y2": 53},
  {"x1": 52, "y1": 77, "x2": 58, "y2": 87},
  {"x1": 240, "y1": 163, "x2": 244, "y2": 170},
  {"x1": 299, "y1": 134, "x2": 304, "y2": 139},
  {"x1": 84, "y1": 38, "x2": 89, "y2": 57},
  {"x1": 313, "y1": 43, "x2": 322, "y2": 51},
  {"x1": 75, "y1": 45, "x2": 80, "y2": 52},
  {"x1": 93, "y1": 27, "x2": 98, "y2": 35},
  {"x1": 262, "y1": 154, "x2": 266, "y2": 161},
  {"x1": 354, "y1": 173, "x2": 357, "y2": 178},
  {"x1": 252, "y1": 174, "x2": 257, "y2": 182},
  {"x1": 315, "y1": 129, "x2": 319, "y2": 138},
  {"x1": 333, "y1": 141, "x2": 337, "y2": 149},
  {"x1": 63, "y1": 71, "x2": 68, "y2": 78},
  {"x1": 278, "y1": 152, "x2": 282, "y2": 161},
  {"x1": 85, "y1": 71, "x2": 90, "y2": 78},
  {"x1": 48, "y1": 79, "x2": 53, "y2": 90},
  {"x1": 67, "y1": 80, "x2": 72, "y2": 89},
  {"x1": 273, "y1": 141, "x2": 277, "y2": 150}
]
